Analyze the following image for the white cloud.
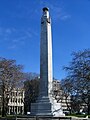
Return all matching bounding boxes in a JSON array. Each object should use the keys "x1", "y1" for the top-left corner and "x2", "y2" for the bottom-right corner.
[
  {"x1": 25, "y1": 31, "x2": 32, "y2": 38},
  {"x1": 8, "y1": 45, "x2": 17, "y2": 49},
  {"x1": 6, "y1": 28, "x2": 38, "y2": 50},
  {"x1": 60, "y1": 15, "x2": 71, "y2": 20},
  {"x1": 5, "y1": 28, "x2": 12, "y2": 34},
  {"x1": 0, "y1": 27, "x2": 15, "y2": 37},
  {"x1": 12, "y1": 36, "x2": 27, "y2": 43}
]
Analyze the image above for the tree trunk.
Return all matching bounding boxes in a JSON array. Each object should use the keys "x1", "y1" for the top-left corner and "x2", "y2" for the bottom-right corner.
[
  {"x1": 2, "y1": 99, "x2": 5, "y2": 117},
  {"x1": 65, "y1": 96, "x2": 71, "y2": 114},
  {"x1": 88, "y1": 104, "x2": 90, "y2": 115},
  {"x1": 2, "y1": 83, "x2": 6, "y2": 117}
]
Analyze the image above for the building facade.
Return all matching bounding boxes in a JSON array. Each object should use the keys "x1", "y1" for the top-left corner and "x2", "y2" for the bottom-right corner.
[
  {"x1": 0, "y1": 95, "x2": 2, "y2": 115},
  {"x1": 52, "y1": 80, "x2": 71, "y2": 113},
  {"x1": 8, "y1": 88, "x2": 24, "y2": 115}
]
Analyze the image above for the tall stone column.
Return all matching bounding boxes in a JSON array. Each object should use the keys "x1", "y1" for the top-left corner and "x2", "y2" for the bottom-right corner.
[
  {"x1": 40, "y1": 7, "x2": 52, "y2": 98},
  {"x1": 8, "y1": 106, "x2": 10, "y2": 114},
  {"x1": 31, "y1": 7, "x2": 64, "y2": 117},
  {"x1": 11, "y1": 106, "x2": 12, "y2": 112},
  {"x1": 31, "y1": 7, "x2": 53, "y2": 116},
  {"x1": 22, "y1": 106, "x2": 24, "y2": 115},
  {"x1": 17, "y1": 106, "x2": 18, "y2": 114},
  {"x1": 14, "y1": 106, "x2": 15, "y2": 114}
]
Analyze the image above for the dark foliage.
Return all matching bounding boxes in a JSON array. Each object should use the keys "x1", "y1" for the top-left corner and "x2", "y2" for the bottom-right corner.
[
  {"x1": 62, "y1": 49, "x2": 90, "y2": 114},
  {"x1": 24, "y1": 77, "x2": 39, "y2": 114},
  {"x1": 0, "y1": 57, "x2": 23, "y2": 117}
]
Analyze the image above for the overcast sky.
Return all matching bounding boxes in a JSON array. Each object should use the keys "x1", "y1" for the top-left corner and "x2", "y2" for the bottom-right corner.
[{"x1": 0, "y1": 0, "x2": 90, "y2": 79}]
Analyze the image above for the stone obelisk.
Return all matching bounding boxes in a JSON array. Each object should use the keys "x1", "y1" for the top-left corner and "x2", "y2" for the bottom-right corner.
[
  {"x1": 40, "y1": 7, "x2": 53, "y2": 99},
  {"x1": 31, "y1": 7, "x2": 64, "y2": 116}
]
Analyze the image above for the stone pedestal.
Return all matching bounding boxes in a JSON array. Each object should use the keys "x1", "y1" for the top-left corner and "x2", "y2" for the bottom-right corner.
[
  {"x1": 31, "y1": 96, "x2": 64, "y2": 116},
  {"x1": 31, "y1": 97, "x2": 52, "y2": 116}
]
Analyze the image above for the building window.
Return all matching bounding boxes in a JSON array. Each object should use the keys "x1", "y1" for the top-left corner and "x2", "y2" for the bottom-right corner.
[{"x1": 15, "y1": 98, "x2": 17, "y2": 103}]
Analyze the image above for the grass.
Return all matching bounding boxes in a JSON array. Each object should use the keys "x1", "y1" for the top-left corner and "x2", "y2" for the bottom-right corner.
[
  {"x1": 0, "y1": 115, "x2": 16, "y2": 120},
  {"x1": 0, "y1": 115, "x2": 26, "y2": 120}
]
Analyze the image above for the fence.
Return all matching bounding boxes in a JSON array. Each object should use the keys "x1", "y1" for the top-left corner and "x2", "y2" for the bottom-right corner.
[
  {"x1": 0, "y1": 116, "x2": 89, "y2": 120},
  {"x1": 16, "y1": 116, "x2": 89, "y2": 120},
  {"x1": 16, "y1": 116, "x2": 71, "y2": 120}
]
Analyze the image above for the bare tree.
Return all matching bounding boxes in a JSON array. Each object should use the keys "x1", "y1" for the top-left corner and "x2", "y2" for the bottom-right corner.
[
  {"x1": 63, "y1": 49, "x2": 90, "y2": 114},
  {"x1": 24, "y1": 76, "x2": 39, "y2": 114},
  {"x1": 52, "y1": 80, "x2": 71, "y2": 114},
  {"x1": 0, "y1": 57, "x2": 23, "y2": 117}
]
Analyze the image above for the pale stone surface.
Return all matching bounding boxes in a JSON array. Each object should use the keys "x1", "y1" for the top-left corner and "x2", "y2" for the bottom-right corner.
[
  {"x1": 40, "y1": 8, "x2": 52, "y2": 97},
  {"x1": 51, "y1": 97, "x2": 64, "y2": 117}
]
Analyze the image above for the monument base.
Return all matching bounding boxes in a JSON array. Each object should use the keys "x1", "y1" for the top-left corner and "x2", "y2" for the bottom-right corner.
[
  {"x1": 31, "y1": 96, "x2": 65, "y2": 117},
  {"x1": 31, "y1": 96, "x2": 53, "y2": 116}
]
